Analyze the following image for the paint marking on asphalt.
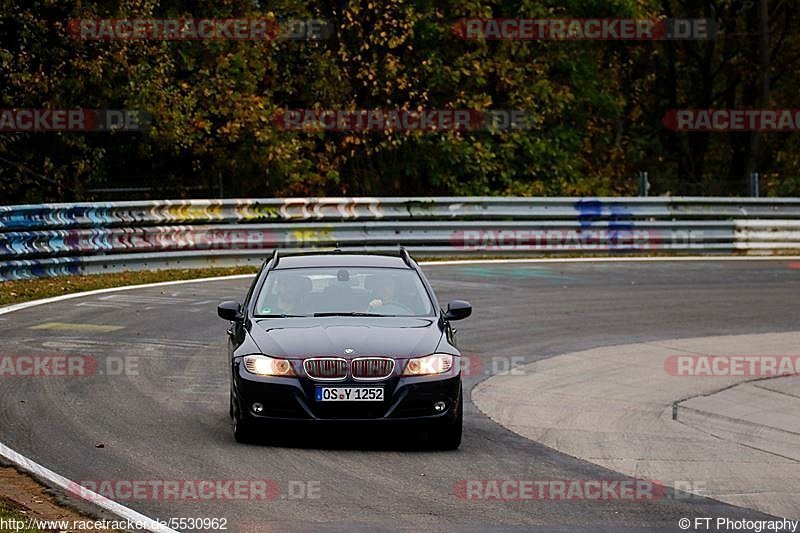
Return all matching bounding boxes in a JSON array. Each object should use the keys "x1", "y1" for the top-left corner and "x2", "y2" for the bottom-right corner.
[
  {"x1": 98, "y1": 294, "x2": 196, "y2": 305},
  {"x1": 29, "y1": 322, "x2": 124, "y2": 332},
  {"x1": 38, "y1": 338, "x2": 211, "y2": 351},
  {"x1": 75, "y1": 302, "x2": 120, "y2": 308},
  {"x1": 456, "y1": 265, "x2": 575, "y2": 280}
]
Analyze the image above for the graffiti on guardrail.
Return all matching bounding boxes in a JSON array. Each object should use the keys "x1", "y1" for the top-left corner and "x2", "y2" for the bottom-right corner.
[
  {"x1": 576, "y1": 199, "x2": 636, "y2": 249},
  {"x1": 0, "y1": 225, "x2": 357, "y2": 259},
  {"x1": 3, "y1": 197, "x2": 799, "y2": 231},
  {"x1": 0, "y1": 227, "x2": 280, "y2": 258},
  {"x1": 285, "y1": 228, "x2": 335, "y2": 247},
  {"x1": 151, "y1": 203, "x2": 225, "y2": 223},
  {"x1": 0, "y1": 202, "x2": 226, "y2": 230},
  {"x1": 0, "y1": 205, "x2": 118, "y2": 230},
  {"x1": 278, "y1": 198, "x2": 383, "y2": 220},
  {"x1": 404, "y1": 199, "x2": 438, "y2": 218},
  {"x1": 0, "y1": 258, "x2": 82, "y2": 280},
  {"x1": 0, "y1": 198, "x2": 797, "y2": 281},
  {"x1": 0, "y1": 199, "x2": 385, "y2": 231}
]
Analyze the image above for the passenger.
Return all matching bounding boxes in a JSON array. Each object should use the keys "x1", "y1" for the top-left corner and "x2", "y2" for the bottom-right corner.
[{"x1": 368, "y1": 276, "x2": 397, "y2": 311}]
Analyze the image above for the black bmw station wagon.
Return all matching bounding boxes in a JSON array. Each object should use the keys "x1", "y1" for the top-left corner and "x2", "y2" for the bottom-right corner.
[{"x1": 217, "y1": 249, "x2": 472, "y2": 449}]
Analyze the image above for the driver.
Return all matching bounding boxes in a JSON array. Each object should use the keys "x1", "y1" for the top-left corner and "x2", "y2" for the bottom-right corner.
[{"x1": 273, "y1": 275, "x2": 311, "y2": 315}]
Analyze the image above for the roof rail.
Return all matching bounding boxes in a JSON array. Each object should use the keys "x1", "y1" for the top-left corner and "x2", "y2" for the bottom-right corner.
[
  {"x1": 268, "y1": 248, "x2": 413, "y2": 268},
  {"x1": 399, "y1": 246, "x2": 413, "y2": 268}
]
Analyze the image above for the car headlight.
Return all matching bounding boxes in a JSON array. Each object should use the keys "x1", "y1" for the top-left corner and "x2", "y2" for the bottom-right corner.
[
  {"x1": 242, "y1": 355, "x2": 296, "y2": 377},
  {"x1": 402, "y1": 353, "x2": 455, "y2": 376}
]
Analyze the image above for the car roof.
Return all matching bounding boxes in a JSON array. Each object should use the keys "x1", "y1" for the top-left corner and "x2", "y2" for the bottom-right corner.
[{"x1": 273, "y1": 253, "x2": 411, "y2": 270}]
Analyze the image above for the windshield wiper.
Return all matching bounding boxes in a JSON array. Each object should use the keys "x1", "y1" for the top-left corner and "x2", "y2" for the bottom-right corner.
[
  {"x1": 313, "y1": 312, "x2": 388, "y2": 317},
  {"x1": 256, "y1": 314, "x2": 308, "y2": 318}
]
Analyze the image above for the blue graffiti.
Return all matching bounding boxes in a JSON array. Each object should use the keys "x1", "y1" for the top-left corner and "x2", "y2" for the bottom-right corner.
[
  {"x1": 0, "y1": 204, "x2": 123, "y2": 231},
  {"x1": 574, "y1": 199, "x2": 636, "y2": 250},
  {"x1": 0, "y1": 258, "x2": 82, "y2": 281}
]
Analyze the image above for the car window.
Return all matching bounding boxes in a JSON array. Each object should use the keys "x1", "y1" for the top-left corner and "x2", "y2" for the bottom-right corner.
[
  {"x1": 254, "y1": 267, "x2": 434, "y2": 317},
  {"x1": 240, "y1": 269, "x2": 262, "y2": 311}
]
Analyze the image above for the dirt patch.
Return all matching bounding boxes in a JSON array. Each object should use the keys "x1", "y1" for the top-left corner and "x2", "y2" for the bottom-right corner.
[{"x1": 0, "y1": 466, "x2": 119, "y2": 532}]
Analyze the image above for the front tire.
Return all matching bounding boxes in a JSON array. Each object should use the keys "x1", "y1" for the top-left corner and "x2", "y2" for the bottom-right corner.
[
  {"x1": 428, "y1": 392, "x2": 463, "y2": 450},
  {"x1": 232, "y1": 395, "x2": 257, "y2": 444}
]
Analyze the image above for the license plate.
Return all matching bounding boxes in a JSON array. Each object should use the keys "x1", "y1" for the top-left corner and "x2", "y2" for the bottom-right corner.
[{"x1": 315, "y1": 386, "x2": 384, "y2": 402}]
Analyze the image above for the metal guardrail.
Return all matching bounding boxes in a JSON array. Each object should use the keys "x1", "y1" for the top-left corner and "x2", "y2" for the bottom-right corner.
[{"x1": 1, "y1": 197, "x2": 799, "y2": 280}]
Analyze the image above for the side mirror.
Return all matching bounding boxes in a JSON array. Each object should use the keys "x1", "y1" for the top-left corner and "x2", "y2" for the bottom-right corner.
[
  {"x1": 444, "y1": 300, "x2": 472, "y2": 321},
  {"x1": 217, "y1": 301, "x2": 243, "y2": 321}
]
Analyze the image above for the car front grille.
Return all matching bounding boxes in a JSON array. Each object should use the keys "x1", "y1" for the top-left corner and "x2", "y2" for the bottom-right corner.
[
  {"x1": 351, "y1": 357, "x2": 395, "y2": 380},
  {"x1": 303, "y1": 357, "x2": 348, "y2": 380},
  {"x1": 302, "y1": 357, "x2": 396, "y2": 381}
]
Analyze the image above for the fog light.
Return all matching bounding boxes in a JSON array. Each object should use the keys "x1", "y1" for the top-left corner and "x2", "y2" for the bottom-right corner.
[
  {"x1": 433, "y1": 401, "x2": 446, "y2": 412},
  {"x1": 252, "y1": 403, "x2": 264, "y2": 414}
]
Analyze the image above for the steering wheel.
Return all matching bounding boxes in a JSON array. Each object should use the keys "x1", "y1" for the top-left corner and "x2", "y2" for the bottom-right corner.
[{"x1": 372, "y1": 301, "x2": 415, "y2": 314}]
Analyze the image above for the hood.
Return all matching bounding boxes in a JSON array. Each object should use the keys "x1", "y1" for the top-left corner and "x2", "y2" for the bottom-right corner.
[{"x1": 248, "y1": 317, "x2": 442, "y2": 359}]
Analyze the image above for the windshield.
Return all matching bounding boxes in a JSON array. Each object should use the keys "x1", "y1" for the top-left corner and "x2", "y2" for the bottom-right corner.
[{"x1": 254, "y1": 267, "x2": 435, "y2": 317}]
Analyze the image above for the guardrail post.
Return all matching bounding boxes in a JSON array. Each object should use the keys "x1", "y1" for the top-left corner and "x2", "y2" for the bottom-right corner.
[
  {"x1": 749, "y1": 172, "x2": 760, "y2": 197},
  {"x1": 639, "y1": 171, "x2": 650, "y2": 197}
]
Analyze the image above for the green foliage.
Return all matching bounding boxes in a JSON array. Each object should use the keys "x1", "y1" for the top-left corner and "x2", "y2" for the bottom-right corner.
[{"x1": 1, "y1": 0, "x2": 799, "y2": 202}]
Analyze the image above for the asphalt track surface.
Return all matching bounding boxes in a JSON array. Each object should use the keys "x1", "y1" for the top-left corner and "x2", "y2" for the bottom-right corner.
[{"x1": 1, "y1": 260, "x2": 799, "y2": 532}]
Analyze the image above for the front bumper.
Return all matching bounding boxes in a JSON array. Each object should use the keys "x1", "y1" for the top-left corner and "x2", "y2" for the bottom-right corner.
[{"x1": 232, "y1": 361, "x2": 461, "y2": 424}]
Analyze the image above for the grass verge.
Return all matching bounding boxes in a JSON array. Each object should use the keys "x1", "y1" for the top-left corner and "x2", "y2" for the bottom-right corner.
[
  {"x1": 0, "y1": 266, "x2": 259, "y2": 307},
  {"x1": 0, "y1": 498, "x2": 42, "y2": 533}
]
